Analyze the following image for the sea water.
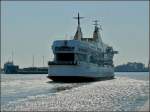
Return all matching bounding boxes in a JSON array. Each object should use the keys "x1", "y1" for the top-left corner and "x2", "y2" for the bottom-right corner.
[{"x1": 1, "y1": 72, "x2": 149, "y2": 111}]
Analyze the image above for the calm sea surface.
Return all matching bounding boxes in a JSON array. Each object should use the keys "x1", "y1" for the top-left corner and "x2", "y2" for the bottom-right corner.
[
  {"x1": 115, "y1": 72, "x2": 149, "y2": 81},
  {"x1": 1, "y1": 72, "x2": 149, "y2": 109}
]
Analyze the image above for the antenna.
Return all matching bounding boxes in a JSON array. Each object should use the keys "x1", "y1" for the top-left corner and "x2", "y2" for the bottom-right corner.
[
  {"x1": 93, "y1": 20, "x2": 102, "y2": 30},
  {"x1": 99, "y1": 25, "x2": 102, "y2": 31},
  {"x1": 43, "y1": 56, "x2": 44, "y2": 67},
  {"x1": 65, "y1": 34, "x2": 68, "y2": 40},
  {"x1": 93, "y1": 20, "x2": 99, "y2": 27},
  {"x1": 12, "y1": 51, "x2": 14, "y2": 63},
  {"x1": 32, "y1": 55, "x2": 34, "y2": 67},
  {"x1": 73, "y1": 12, "x2": 84, "y2": 26}
]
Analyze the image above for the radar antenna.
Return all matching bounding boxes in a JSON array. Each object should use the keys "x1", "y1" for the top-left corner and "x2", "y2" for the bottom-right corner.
[
  {"x1": 93, "y1": 20, "x2": 102, "y2": 30},
  {"x1": 93, "y1": 20, "x2": 99, "y2": 27},
  {"x1": 73, "y1": 12, "x2": 84, "y2": 26},
  {"x1": 99, "y1": 25, "x2": 102, "y2": 31}
]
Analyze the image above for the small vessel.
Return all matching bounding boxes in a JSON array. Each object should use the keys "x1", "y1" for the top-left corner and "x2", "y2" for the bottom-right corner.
[
  {"x1": 47, "y1": 13, "x2": 118, "y2": 81},
  {"x1": 4, "y1": 62, "x2": 19, "y2": 74},
  {"x1": 3, "y1": 61, "x2": 48, "y2": 74}
]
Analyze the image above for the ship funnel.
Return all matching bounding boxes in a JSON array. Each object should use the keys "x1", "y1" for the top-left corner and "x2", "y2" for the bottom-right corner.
[
  {"x1": 73, "y1": 13, "x2": 84, "y2": 40},
  {"x1": 92, "y1": 20, "x2": 102, "y2": 42},
  {"x1": 93, "y1": 20, "x2": 104, "y2": 51}
]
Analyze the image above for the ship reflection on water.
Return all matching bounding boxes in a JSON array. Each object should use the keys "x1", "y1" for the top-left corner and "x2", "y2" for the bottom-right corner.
[
  {"x1": 46, "y1": 81, "x2": 88, "y2": 93},
  {"x1": 46, "y1": 77, "x2": 114, "y2": 92}
]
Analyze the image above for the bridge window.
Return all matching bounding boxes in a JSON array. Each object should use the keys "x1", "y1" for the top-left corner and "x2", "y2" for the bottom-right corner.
[{"x1": 56, "y1": 53, "x2": 74, "y2": 61}]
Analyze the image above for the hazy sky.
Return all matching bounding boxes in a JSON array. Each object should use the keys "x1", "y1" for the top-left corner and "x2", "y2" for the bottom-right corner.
[{"x1": 1, "y1": 1, "x2": 149, "y2": 68}]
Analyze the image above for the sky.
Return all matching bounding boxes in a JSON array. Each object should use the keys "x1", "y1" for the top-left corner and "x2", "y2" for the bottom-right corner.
[{"x1": 1, "y1": 1, "x2": 149, "y2": 68}]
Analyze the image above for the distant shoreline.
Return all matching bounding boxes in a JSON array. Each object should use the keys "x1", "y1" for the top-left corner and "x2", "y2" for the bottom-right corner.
[
  {"x1": 1, "y1": 71, "x2": 149, "y2": 75},
  {"x1": 115, "y1": 71, "x2": 149, "y2": 72}
]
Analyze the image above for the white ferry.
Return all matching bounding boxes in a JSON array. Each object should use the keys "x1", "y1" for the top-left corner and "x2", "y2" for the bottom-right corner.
[{"x1": 47, "y1": 13, "x2": 118, "y2": 81}]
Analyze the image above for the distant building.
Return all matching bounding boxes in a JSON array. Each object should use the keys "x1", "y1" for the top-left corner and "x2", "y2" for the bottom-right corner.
[
  {"x1": 115, "y1": 62, "x2": 148, "y2": 72},
  {"x1": 127, "y1": 62, "x2": 144, "y2": 70}
]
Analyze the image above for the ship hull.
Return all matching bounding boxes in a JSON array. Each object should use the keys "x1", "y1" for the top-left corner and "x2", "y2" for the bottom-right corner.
[
  {"x1": 47, "y1": 76, "x2": 114, "y2": 82},
  {"x1": 48, "y1": 62, "x2": 114, "y2": 82}
]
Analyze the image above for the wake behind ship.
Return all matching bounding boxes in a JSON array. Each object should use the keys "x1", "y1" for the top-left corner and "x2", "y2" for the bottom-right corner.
[{"x1": 47, "y1": 13, "x2": 118, "y2": 81}]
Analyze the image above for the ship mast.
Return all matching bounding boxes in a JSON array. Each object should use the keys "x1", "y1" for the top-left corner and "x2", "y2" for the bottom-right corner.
[
  {"x1": 93, "y1": 20, "x2": 103, "y2": 50},
  {"x1": 93, "y1": 20, "x2": 102, "y2": 41},
  {"x1": 73, "y1": 13, "x2": 84, "y2": 40},
  {"x1": 12, "y1": 51, "x2": 14, "y2": 63}
]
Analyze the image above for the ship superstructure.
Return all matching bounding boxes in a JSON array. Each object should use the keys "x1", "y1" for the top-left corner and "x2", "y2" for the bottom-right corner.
[{"x1": 48, "y1": 13, "x2": 118, "y2": 81}]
